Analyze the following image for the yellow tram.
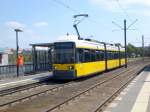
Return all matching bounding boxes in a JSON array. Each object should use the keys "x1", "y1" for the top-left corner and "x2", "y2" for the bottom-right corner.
[{"x1": 52, "y1": 35, "x2": 125, "y2": 79}]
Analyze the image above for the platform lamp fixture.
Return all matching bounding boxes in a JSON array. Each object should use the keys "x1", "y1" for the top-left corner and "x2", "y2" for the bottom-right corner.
[
  {"x1": 73, "y1": 14, "x2": 88, "y2": 40},
  {"x1": 14, "y1": 28, "x2": 23, "y2": 77}
]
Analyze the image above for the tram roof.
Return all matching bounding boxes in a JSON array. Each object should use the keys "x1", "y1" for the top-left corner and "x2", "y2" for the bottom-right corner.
[
  {"x1": 30, "y1": 35, "x2": 124, "y2": 51},
  {"x1": 55, "y1": 35, "x2": 121, "y2": 51}
]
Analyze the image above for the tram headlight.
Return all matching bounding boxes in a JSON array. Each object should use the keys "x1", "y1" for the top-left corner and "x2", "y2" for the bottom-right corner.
[
  {"x1": 68, "y1": 65, "x2": 74, "y2": 70},
  {"x1": 53, "y1": 66, "x2": 57, "y2": 70}
]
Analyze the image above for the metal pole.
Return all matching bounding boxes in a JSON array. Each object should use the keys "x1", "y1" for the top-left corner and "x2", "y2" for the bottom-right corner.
[
  {"x1": 16, "y1": 31, "x2": 19, "y2": 77},
  {"x1": 124, "y1": 19, "x2": 127, "y2": 68},
  {"x1": 142, "y1": 35, "x2": 144, "y2": 61}
]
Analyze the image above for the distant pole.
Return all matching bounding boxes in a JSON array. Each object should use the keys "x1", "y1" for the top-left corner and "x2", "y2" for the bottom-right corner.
[
  {"x1": 142, "y1": 35, "x2": 144, "y2": 61},
  {"x1": 112, "y1": 19, "x2": 138, "y2": 68},
  {"x1": 16, "y1": 31, "x2": 19, "y2": 77},
  {"x1": 14, "y1": 29, "x2": 23, "y2": 77},
  {"x1": 124, "y1": 19, "x2": 127, "y2": 68}
]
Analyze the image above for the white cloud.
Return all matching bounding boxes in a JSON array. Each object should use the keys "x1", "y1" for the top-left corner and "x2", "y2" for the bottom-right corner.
[
  {"x1": 5, "y1": 21, "x2": 26, "y2": 29},
  {"x1": 122, "y1": 0, "x2": 150, "y2": 6},
  {"x1": 2, "y1": 21, "x2": 51, "y2": 48},
  {"x1": 33, "y1": 22, "x2": 48, "y2": 27},
  {"x1": 90, "y1": 0, "x2": 150, "y2": 11}
]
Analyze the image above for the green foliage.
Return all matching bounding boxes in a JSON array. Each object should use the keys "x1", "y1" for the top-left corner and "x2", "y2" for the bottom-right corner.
[
  {"x1": 127, "y1": 43, "x2": 142, "y2": 58},
  {"x1": 8, "y1": 54, "x2": 16, "y2": 64},
  {"x1": 8, "y1": 50, "x2": 32, "y2": 64}
]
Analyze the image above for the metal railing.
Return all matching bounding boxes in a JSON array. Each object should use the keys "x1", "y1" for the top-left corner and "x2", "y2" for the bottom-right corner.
[{"x1": 0, "y1": 63, "x2": 51, "y2": 79}]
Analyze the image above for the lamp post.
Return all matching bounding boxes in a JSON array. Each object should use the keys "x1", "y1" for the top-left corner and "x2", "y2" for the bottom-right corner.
[{"x1": 14, "y1": 29, "x2": 23, "y2": 77}]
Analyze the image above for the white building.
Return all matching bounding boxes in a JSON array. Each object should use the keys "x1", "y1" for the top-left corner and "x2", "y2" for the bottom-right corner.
[{"x1": 0, "y1": 48, "x2": 10, "y2": 66}]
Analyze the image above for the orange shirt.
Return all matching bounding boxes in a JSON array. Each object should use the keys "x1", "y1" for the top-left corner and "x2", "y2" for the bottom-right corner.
[{"x1": 17, "y1": 55, "x2": 24, "y2": 66}]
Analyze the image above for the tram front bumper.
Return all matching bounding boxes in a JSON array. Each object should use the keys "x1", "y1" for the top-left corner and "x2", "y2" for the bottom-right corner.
[{"x1": 52, "y1": 70, "x2": 76, "y2": 79}]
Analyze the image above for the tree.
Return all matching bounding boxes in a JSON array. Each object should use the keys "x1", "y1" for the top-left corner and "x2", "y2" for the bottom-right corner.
[{"x1": 127, "y1": 43, "x2": 137, "y2": 58}]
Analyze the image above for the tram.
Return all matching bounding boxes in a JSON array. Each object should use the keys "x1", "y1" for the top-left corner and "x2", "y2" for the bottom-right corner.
[{"x1": 52, "y1": 35, "x2": 125, "y2": 79}]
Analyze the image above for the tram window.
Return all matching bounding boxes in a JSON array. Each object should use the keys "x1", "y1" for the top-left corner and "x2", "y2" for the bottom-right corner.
[
  {"x1": 110, "y1": 52, "x2": 113, "y2": 59},
  {"x1": 112, "y1": 51, "x2": 116, "y2": 59},
  {"x1": 120, "y1": 52, "x2": 122, "y2": 59},
  {"x1": 111, "y1": 52, "x2": 114, "y2": 59},
  {"x1": 111, "y1": 52, "x2": 113, "y2": 59},
  {"x1": 100, "y1": 51, "x2": 105, "y2": 60},
  {"x1": 91, "y1": 50, "x2": 96, "y2": 61},
  {"x1": 114, "y1": 52, "x2": 119, "y2": 59},
  {"x1": 107, "y1": 51, "x2": 114, "y2": 60},
  {"x1": 96, "y1": 51, "x2": 100, "y2": 61},
  {"x1": 76, "y1": 49, "x2": 84, "y2": 63},
  {"x1": 120, "y1": 52, "x2": 125, "y2": 58},
  {"x1": 106, "y1": 51, "x2": 109, "y2": 59},
  {"x1": 117, "y1": 52, "x2": 119, "y2": 59},
  {"x1": 84, "y1": 49, "x2": 91, "y2": 62},
  {"x1": 96, "y1": 50, "x2": 104, "y2": 61},
  {"x1": 123, "y1": 52, "x2": 125, "y2": 58},
  {"x1": 110, "y1": 52, "x2": 112, "y2": 59},
  {"x1": 107, "y1": 51, "x2": 110, "y2": 60}
]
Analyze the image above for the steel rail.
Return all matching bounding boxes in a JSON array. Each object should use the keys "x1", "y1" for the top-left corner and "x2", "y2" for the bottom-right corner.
[
  {"x1": 0, "y1": 79, "x2": 49, "y2": 97},
  {"x1": 93, "y1": 65, "x2": 148, "y2": 112},
  {"x1": 0, "y1": 61, "x2": 146, "y2": 110},
  {"x1": 45, "y1": 63, "x2": 144, "y2": 112},
  {"x1": 0, "y1": 60, "x2": 141, "y2": 98},
  {"x1": 0, "y1": 63, "x2": 135, "y2": 109},
  {"x1": 0, "y1": 81, "x2": 72, "y2": 108}
]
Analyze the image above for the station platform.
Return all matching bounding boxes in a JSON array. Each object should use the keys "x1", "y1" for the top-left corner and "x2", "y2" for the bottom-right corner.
[
  {"x1": 0, "y1": 72, "x2": 52, "y2": 91},
  {"x1": 104, "y1": 66, "x2": 150, "y2": 112}
]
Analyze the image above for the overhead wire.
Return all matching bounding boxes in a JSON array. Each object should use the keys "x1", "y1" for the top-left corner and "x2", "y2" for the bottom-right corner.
[
  {"x1": 115, "y1": 0, "x2": 130, "y2": 19},
  {"x1": 115, "y1": 0, "x2": 143, "y2": 43},
  {"x1": 52, "y1": 0, "x2": 78, "y2": 13},
  {"x1": 51, "y1": 0, "x2": 112, "y2": 35},
  {"x1": 116, "y1": 0, "x2": 142, "y2": 33}
]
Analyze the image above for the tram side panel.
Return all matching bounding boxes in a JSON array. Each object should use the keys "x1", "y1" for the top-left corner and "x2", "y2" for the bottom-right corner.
[
  {"x1": 120, "y1": 51, "x2": 125, "y2": 66},
  {"x1": 75, "y1": 49, "x2": 106, "y2": 78},
  {"x1": 107, "y1": 51, "x2": 120, "y2": 70},
  {"x1": 75, "y1": 61, "x2": 105, "y2": 77}
]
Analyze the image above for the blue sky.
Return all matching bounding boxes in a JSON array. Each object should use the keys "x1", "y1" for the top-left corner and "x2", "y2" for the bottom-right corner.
[{"x1": 0, "y1": 0, "x2": 150, "y2": 48}]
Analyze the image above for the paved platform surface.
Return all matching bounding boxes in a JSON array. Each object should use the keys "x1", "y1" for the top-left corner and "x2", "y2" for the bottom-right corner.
[
  {"x1": 104, "y1": 66, "x2": 150, "y2": 112},
  {"x1": 0, "y1": 72, "x2": 52, "y2": 91}
]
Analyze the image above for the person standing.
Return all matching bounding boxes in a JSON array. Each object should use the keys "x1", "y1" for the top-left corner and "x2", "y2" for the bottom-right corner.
[{"x1": 17, "y1": 54, "x2": 24, "y2": 75}]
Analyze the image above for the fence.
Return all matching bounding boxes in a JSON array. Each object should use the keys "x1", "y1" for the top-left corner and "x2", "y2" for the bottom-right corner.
[{"x1": 0, "y1": 63, "x2": 51, "y2": 79}]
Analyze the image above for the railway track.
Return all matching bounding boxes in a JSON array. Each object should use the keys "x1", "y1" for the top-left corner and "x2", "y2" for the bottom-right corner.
[
  {"x1": 44, "y1": 63, "x2": 145, "y2": 112},
  {"x1": 0, "y1": 80, "x2": 49, "y2": 97},
  {"x1": 0, "y1": 61, "x2": 148, "y2": 112},
  {"x1": 0, "y1": 80, "x2": 73, "y2": 110},
  {"x1": 93, "y1": 66, "x2": 147, "y2": 112},
  {"x1": 0, "y1": 60, "x2": 141, "y2": 98},
  {"x1": 0, "y1": 66, "x2": 128, "y2": 110}
]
